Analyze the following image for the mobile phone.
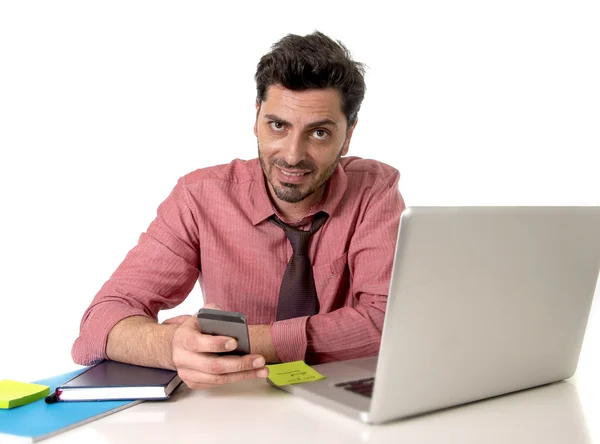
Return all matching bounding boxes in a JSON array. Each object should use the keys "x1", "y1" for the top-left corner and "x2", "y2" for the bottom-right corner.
[{"x1": 196, "y1": 308, "x2": 251, "y2": 355}]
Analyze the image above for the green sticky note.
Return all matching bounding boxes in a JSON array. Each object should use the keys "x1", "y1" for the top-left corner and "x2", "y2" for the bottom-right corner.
[
  {"x1": 266, "y1": 360, "x2": 325, "y2": 386},
  {"x1": 0, "y1": 380, "x2": 50, "y2": 409}
]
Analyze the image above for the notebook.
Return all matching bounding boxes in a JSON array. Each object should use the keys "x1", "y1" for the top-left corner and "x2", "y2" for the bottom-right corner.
[
  {"x1": 276, "y1": 206, "x2": 600, "y2": 424},
  {"x1": 53, "y1": 360, "x2": 182, "y2": 402},
  {"x1": 0, "y1": 368, "x2": 140, "y2": 442}
]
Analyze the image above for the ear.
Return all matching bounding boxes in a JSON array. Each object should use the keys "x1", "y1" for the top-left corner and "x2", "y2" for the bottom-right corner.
[
  {"x1": 254, "y1": 99, "x2": 261, "y2": 137},
  {"x1": 341, "y1": 119, "x2": 358, "y2": 156}
]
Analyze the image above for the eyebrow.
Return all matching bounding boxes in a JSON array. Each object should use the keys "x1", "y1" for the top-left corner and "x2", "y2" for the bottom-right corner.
[{"x1": 263, "y1": 114, "x2": 338, "y2": 129}]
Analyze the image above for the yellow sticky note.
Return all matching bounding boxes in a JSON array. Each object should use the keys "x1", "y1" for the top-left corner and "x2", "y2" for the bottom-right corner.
[
  {"x1": 266, "y1": 360, "x2": 325, "y2": 386},
  {"x1": 0, "y1": 380, "x2": 50, "y2": 409}
]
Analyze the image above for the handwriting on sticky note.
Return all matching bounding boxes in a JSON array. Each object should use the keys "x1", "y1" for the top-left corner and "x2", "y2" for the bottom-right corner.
[
  {"x1": 266, "y1": 361, "x2": 325, "y2": 386},
  {"x1": 0, "y1": 380, "x2": 50, "y2": 409}
]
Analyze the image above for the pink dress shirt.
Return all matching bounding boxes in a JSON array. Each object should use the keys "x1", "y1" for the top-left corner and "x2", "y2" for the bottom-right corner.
[{"x1": 72, "y1": 156, "x2": 406, "y2": 365}]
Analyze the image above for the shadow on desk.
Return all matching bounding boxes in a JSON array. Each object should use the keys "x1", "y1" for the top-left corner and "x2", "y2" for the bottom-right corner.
[
  {"x1": 64, "y1": 379, "x2": 591, "y2": 444},
  {"x1": 354, "y1": 380, "x2": 592, "y2": 444}
]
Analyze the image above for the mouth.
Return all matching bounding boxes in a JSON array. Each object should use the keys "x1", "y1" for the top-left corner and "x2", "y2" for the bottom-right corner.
[
  {"x1": 275, "y1": 166, "x2": 313, "y2": 184},
  {"x1": 280, "y1": 168, "x2": 310, "y2": 177}
]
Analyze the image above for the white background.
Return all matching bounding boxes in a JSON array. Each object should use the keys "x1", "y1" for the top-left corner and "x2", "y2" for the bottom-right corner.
[{"x1": 0, "y1": 0, "x2": 598, "y2": 420}]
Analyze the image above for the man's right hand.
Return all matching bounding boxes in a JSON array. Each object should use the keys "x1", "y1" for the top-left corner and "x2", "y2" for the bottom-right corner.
[{"x1": 169, "y1": 314, "x2": 269, "y2": 390}]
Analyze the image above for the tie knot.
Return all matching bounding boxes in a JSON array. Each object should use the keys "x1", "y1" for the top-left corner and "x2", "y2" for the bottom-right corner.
[
  {"x1": 285, "y1": 229, "x2": 311, "y2": 256},
  {"x1": 270, "y1": 212, "x2": 329, "y2": 256}
]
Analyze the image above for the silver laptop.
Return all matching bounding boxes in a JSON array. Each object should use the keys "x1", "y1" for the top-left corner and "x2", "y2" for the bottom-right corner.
[{"x1": 275, "y1": 206, "x2": 600, "y2": 424}]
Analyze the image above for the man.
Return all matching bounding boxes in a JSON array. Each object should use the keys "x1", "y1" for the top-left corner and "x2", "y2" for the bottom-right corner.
[{"x1": 72, "y1": 31, "x2": 406, "y2": 390}]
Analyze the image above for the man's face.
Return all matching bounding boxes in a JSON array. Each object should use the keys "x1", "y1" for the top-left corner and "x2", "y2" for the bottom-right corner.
[{"x1": 255, "y1": 84, "x2": 355, "y2": 204}]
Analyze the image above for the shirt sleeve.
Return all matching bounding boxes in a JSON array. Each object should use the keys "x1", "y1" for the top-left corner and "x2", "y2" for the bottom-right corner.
[
  {"x1": 296, "y1": 170, "x2": 405, "y2": 364},
  {"x1": 71, "y1": 178, "x2": 201, "y2": 365}
]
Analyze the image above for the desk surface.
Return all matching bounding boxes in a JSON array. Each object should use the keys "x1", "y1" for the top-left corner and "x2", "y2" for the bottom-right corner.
[
  {"x1": 42, "y1": 361, "x2": 599, "y2": 444},
  {"x1": 28, "y1": 312, "x2": 600, "y2": 443}
]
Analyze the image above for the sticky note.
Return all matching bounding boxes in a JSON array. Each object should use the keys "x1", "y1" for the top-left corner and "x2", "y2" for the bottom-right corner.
[
  {"x1": 0, "y1": 380, "x2": 50, "y2": 409},
  {"x1": 266, "y1": 360, "x2": 325, "y2": 386}
]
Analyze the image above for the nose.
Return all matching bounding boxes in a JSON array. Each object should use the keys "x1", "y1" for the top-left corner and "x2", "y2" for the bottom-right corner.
[{"x1": 282, "y1": 133, "x2": 308, "y2": 167}]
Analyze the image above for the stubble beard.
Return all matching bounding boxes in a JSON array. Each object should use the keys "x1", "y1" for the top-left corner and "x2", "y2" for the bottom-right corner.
[{"x1": 258, "y1": 144, "x2": 343, "y2": 204}]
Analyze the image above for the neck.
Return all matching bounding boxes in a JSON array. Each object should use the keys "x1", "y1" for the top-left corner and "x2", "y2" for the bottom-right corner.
[{"x1": 270, "y1": 185, "x2": 326, "y2": 223}]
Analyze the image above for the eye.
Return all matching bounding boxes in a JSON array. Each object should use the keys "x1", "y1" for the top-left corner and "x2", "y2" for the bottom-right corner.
[
  {"x1": 269, "y1": 121, "x2": 285, "y2": 132},
  {"x1": 312, "y1": 129, "x2": 330, "y2": 140}
]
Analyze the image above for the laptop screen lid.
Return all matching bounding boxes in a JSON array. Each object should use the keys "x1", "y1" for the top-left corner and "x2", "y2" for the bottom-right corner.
[{"x1": 368, "y1": 206, "x2": 600, "y2": 423}]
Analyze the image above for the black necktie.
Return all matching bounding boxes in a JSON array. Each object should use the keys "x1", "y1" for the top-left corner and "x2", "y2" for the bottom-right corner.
[{"x1": 270, "y1": 212, "x2": 329, "y2": 320}]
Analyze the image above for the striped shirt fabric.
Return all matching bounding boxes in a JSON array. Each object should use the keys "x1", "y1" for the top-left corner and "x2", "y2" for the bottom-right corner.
[{"x1": 72, "y1": 156, "x2": 406, "y2": 365}]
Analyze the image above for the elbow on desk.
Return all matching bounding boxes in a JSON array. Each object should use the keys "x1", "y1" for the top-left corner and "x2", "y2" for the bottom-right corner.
[{"x1": 71, "y1": 334, "x2": 106, "y2": 366}]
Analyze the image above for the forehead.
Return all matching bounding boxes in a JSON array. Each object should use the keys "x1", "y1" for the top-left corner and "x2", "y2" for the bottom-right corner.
[{"x1": 261, "y1": 84, "x2": 345, "y2": 125}]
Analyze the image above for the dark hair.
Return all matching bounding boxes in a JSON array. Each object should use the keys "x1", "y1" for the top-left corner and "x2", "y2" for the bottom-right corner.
[{"x1": 255, "y1": 31, "x2": 366, "y2": 128}]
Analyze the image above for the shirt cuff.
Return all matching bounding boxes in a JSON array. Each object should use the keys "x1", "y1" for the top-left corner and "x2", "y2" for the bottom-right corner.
[{"x1": 270, "y1": 316, "x2": 309, "y2": 362}]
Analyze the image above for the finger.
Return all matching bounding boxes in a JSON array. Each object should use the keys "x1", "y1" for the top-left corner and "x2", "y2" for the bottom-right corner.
[
  {"x1": 176, "y1": 351, "x2": 266, "y2": 376},
  {"x1": 172, "y1": 317, "x2": 226, "y2": 352},
  {"x1": 176, "y1": 323, "x2": 239, "y2": 354},
  {"x1": 179, "y1": 366, "x2": 269, "y2": 389},
  {"x1": 201, "y1": 353, "x2": 267, "y2": 375}
]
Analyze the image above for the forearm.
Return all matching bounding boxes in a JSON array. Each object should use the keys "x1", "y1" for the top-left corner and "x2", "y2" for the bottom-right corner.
[
  {"x1": 106, "y1": 316, "x2": 179, "y2": 370},
  {"x1": 305, "y1": 302, "x2": 386, "y2": 363},
  {"x1": 268, "y1": 303, "x2": 385, "y2": 364}
]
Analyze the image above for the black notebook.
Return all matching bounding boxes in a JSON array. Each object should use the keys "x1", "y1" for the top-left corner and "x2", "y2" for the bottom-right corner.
[{"x1": 53, "y1": 360, "x2": 182, "y2": 402}]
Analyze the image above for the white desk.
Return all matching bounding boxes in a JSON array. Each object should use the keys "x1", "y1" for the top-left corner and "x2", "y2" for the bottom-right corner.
[
  {"x1": 42, "y1": 367, "x2": 598, "y2": 444},
  {"x1": 25, "y1": 312, "x2": 598, "y2": 443}
]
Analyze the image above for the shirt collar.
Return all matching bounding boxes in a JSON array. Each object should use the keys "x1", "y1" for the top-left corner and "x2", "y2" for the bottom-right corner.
[{"x1": 248, "y1": 158, "x2": 348, "y2": 226}]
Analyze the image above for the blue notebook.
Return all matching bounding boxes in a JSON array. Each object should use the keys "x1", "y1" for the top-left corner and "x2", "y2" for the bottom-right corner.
[{"x1": 0, "y1": 369, "x2": 140, "y2": 442}]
